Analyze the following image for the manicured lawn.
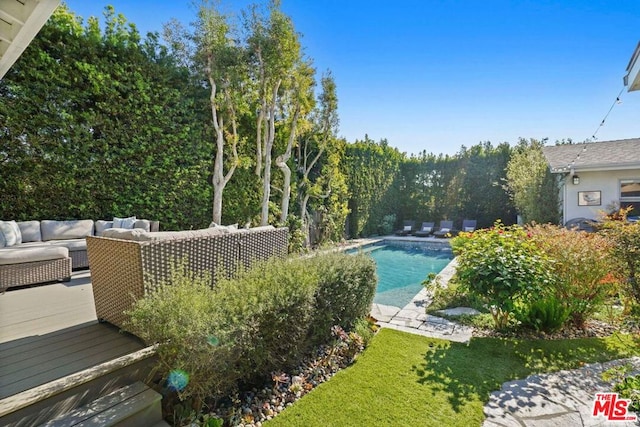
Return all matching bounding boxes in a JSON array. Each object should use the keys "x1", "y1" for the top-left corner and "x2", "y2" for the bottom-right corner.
[{"x1": 266, "y1": 328, "x2": 640, "y2": 427}]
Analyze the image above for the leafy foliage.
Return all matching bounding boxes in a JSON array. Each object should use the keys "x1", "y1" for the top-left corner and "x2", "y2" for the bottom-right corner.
[
  {"x1": 124, "y1": 251, "x2": 376, "y2": 406},
  {"x1": 528, "y1": 224, "x2": 618, "y2": 327},
  {"x1": 343, "y1": 137, "x2": 403, "y2": 237},
  {"x1": 516, "y1": 296, "x2": 570, "y2": 333},
  {"x1": 504, "y1": 139, "x2": 560, "y2": 224},
  {"x1": 307, "y1": 252, "x2": 377, "y2": 345},
  {"x1": 451, "y1": 221, "x2": 554, "y2": 328},
  {"x1": 0, "y1": 6, "x2": 212, "y2": 229},
  {"x1": 600, "y1": 212, "x2": 640, "y2": 305}
]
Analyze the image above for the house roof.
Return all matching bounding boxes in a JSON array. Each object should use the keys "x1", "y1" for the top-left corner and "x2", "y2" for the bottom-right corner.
[
  {"x1": 0, "y1": 0, "x2": 60, "y2": 80},
  {"x1": 625, "y1": 41, "x2": 640, "y2": 92},
  {"x1": 542, "y1": 138, "x2": 640, "y2": 173}
]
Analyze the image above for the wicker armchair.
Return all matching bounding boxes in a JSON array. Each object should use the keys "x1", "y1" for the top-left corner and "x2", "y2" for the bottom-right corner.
[{"x1": 86, "y1": 227, "x2": 289, "y2": 329}]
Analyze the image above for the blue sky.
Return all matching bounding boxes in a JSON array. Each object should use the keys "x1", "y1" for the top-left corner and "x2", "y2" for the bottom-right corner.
[{"x1": 63, "y1": 1, "x2": 640, "y2": 155}]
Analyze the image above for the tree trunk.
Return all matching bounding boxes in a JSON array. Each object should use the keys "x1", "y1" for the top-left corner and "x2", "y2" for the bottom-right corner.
[
  {"x1": 300, "y1": 193, "x2": 311, "y2": 247},
  {"x1": 259, "y1": 81, "x2": 280, "y2": 226},
  {"x1": 208, "y1": 56, "x2": 238, "y2": 224},
  {"x1": 275, "y1": 105, "x2": 300, "y2": 224}
]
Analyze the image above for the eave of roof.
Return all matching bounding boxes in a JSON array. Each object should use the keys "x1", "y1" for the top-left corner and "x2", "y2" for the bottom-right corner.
[
  {"x1": 542, "y1": 138, "x2": 640, "y2": 173},
  {"x1": 0, "y1": 0, "x2": 60, "y2": 80}
]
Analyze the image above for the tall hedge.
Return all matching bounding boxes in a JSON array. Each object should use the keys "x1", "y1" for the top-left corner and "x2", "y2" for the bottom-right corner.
[{"x1": 0, "y1": 6, "x2": 212, "y2": 229}]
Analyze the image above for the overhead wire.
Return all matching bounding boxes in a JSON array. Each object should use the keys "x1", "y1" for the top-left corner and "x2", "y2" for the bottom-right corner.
[{"x1": 590, "y1": 87, "x2": 625, "y2": 140}]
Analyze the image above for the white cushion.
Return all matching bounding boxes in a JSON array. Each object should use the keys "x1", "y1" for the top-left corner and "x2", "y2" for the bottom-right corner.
[
  {"x1": 0, "y1": 246, "x2": 68, "y2": 265},
  {"x1": 113, "y1": 216, "x2": 137, "y2": 229},
  {"x1": 134, "y1": 219, "x2": 151, "y2": 232},
  {"x1": 209, "y1": 222, "x2": 239, "y2": 231},
  {"x1": 41, "y1": 220, "x2": 94, "y2": 241},
  {"x1": 464, "y1": 226, "x2": 475, "y2": 232},
  {"x1": 0, "y1": 220, "x2": 22, "y2": 246},
  {"x1": 422, "y1": 226, "x2": 432, "y2": 232},
  {"x1": 17, "y1": 220, "x2": 41, "y2": 242},
  {"x1": 101, "y1": 228, "x2": 149, "y2": 240},
  {"x1": 403, "y1": 225, "x2": 412, "y2": 231},
  {"x1": 47, "y1": 239, "x2": 87, "y2": 252},
  {"x1": 95, "y1": 220, "x2": 113, "y2": 236},
  {"x1": 440, "y1": 228, "x2": 450, "y2": 233}
]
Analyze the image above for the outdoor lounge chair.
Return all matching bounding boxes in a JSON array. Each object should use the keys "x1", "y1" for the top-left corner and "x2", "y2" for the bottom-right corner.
[
  {"x1": 413, "y1": 222, "x2": 435, "y2": 237},
  {"x1": 461, "y1": 219, "x2": 477, "y2": 233},
  {"x1": 433, "y1": 220, "x2": 454, "y2": 238},
  {"x1": 394, "y1": 220, "x2": 415, "y2": 236}
]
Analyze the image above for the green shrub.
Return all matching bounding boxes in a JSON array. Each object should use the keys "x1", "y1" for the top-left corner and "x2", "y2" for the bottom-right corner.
[
  {"x1": 124, "y1": 263, "x2": 239, "y2": 407},
  {"x1": 516, "y1": 296, "x2": 570, "y2": 333},
  {"x1": 600, "y1": 214, "x2": 640, "y2": 305},
  {"x1": 450, "y1": 221, "x2": 553, "y2": 328},
  {"x1": 212, "y1": 256, "x2": 319, "y2": 384},
  {"x1": 124, "y1": 251, "x2": 377, "y2": 407},
  {"x1": 307, "y1": 252, "x2": 377, "y2": 345},
  {"x1": 528, "y1": 224, "x2": 618, "y2": 328},
  {"x1": 379, "y1": 214, "x2": 396, "y2": 235},
  {"x1": 614, "y1": 375, "x2": 640, "y2": 413},
  {"x1": 423, "y1": 273, "x2": 485, "y2": 313}
]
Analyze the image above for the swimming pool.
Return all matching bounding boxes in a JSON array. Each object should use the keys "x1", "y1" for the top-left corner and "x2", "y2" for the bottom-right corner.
[{"x1": 353, "y1": 241, "x2": 453, "y2": 309}]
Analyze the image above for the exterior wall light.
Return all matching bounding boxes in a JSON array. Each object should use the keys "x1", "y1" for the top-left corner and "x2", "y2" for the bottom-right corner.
[{"x1": 572, "y1": 175, "x2": 580, "y2": 185}]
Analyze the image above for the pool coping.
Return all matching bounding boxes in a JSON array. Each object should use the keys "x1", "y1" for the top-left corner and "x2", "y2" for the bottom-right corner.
[{"x1": 343, "y1": 236, "x2": 473, "y2": 343}]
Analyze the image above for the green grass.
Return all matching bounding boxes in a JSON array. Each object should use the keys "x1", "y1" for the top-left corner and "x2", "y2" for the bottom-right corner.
[{"x1": 265, "y1": 328, "x2": 640, "y2": 427}]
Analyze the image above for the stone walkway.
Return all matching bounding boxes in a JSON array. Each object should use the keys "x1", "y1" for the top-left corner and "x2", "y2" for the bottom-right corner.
[
  {"x1": 370, "y1": 257, "x2": 475, "y2": 343},
  {"x1": 483, "y1": 357, "x2": 640, "y2": 427}
]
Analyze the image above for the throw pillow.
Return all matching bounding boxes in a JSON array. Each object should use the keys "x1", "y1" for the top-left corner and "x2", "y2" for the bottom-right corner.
[
  {"x1": 440, "y1": 228, "x2": 450, "y2": 233},
  {"x1": 422, "y1": 226, "x2": 432, "y2": 232},
  {"x1": 403, "y1": 225, "x2": 412, "y2": 231},
  {"x1": 464, "y1": 226, "x2": 475, "y2": 232},
  {"x1": 113, "y1": 216, "x2": 137, "y2": 229},
  {"x1": 0, "y1": 220, "x2": 22, "y2": 246}
]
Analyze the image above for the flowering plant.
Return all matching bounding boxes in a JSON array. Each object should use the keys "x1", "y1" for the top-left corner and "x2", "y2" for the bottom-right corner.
[{"x1": 451, "y1": 221, "x2": 553, "y2": 328}]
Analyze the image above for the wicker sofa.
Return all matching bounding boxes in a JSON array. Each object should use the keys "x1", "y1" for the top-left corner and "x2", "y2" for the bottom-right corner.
[
  {"x1": 0, "y1": 219, "x2": 159, "y2": 292},
  {"x1": 86, "y1": 225, "x2": 289, "y2": 329}
]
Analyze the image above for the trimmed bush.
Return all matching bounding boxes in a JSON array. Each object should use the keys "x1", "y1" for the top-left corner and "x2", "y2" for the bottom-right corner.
[
  {"x1": 308, "y1": 252, "x2": 377, "y2": 345},
  {"x1": 124, "y1": 251, "x2": 377, "y2": 407},
  {"x1": 451, "y1": 221, "x2": 553, "y2": 328},
  {"x1": 212, "y1": 256, "x2": 320, "y2": 384}
]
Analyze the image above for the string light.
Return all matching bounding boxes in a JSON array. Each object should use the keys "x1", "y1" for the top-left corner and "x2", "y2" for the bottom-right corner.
[
  {"x1": 590, "y1": 88, "x2": 625, "y2": 140},
  {"x1": 549, "y1": 86, "x2": 625, "y2": 174}
]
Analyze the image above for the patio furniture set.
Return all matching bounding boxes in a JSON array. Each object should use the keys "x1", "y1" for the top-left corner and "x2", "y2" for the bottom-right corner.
[
  {"x1": 394, "y1": 219, "x2": 477, "y2": 237},
  {"x1": 87, "y1": 225, "x2": 289, "y2": 329},
  {"x1": 1, "y1": 219, "x2": 288, "y2": 329},
  {"x1": 0, "y1": 218, "x2": 158, "y2": 292}
]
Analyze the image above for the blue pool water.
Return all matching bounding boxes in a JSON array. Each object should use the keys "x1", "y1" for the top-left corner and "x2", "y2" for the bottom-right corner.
[{"x1": 358, "y1": 242, "x2": 453, "y2": 309}]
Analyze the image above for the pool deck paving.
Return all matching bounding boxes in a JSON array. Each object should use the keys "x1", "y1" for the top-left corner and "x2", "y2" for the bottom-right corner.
[
  {"x1": 362, "y1": 236, "x2": 640, "y2": 427},
  {"x1": 370, "y1": 256, "x2": 474, "y2": 343}
]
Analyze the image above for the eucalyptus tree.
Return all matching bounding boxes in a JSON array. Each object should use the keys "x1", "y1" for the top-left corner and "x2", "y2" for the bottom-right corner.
[
  {"x1": 164, "y1": 1, "x2": 245, "y2": 224},
  {"x1": 296, "y1": 71, "x2": 339, "y2": 244},
  {"x1": 244, "y1": 1, "x2": 304, "y2": 225},
  {"x1": 274, "y1": 59, "x2": 315, "y2": 224}
]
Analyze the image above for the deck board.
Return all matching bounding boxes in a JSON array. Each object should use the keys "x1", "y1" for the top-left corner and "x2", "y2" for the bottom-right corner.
[
  {"x1": 0, "y1": 271, "x2": 97, "y2": 343},
  {"x1": 0, "y1": 271, "x2": 145, "y2": 401}
]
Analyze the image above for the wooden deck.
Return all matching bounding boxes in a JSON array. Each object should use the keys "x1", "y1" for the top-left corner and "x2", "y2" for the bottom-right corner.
[{"x1": 0, "y1": 271, "x2": 151, "y2": 424}]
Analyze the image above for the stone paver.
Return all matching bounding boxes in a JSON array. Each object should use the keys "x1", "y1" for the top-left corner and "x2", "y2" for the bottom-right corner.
[
  {"x1": 483, "y1": 357, "x2": 640, "y2": 427},
  {"x1": 370, "y1": 257, "x2": 474, "y2": 343}
]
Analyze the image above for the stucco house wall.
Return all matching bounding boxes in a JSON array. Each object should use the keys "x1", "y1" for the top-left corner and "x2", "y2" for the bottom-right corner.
[
  {"x1": 542, "y1": 139, "x2": 640, "y2": 225},
  {"x1": 561, "y1": 169, "x2": 640, "y2": 223}
]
